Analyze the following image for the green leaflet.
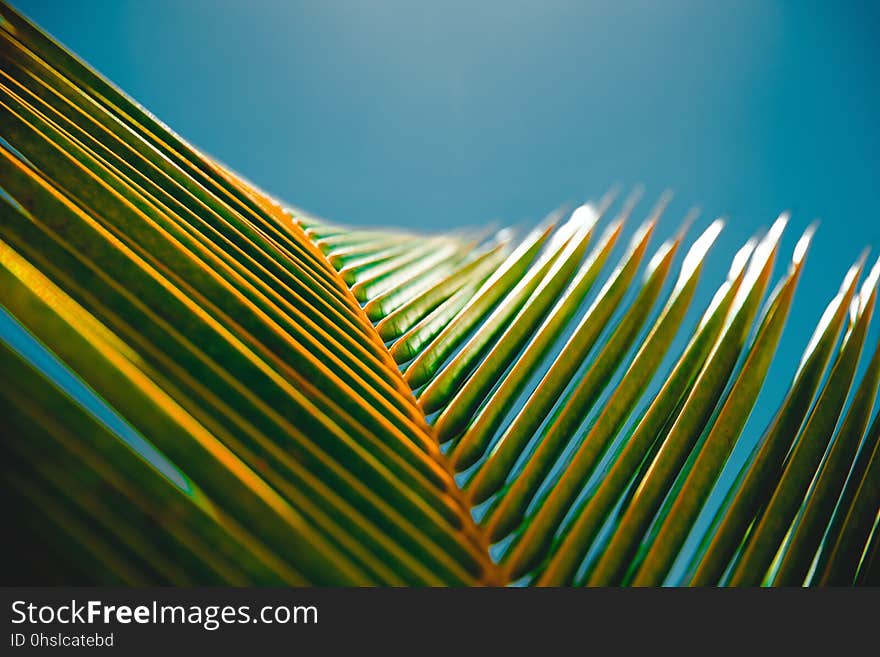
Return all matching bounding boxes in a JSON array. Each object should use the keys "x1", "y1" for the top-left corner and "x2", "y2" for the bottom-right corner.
[
  {"x1": 432, "y1": 205, "x2": 599, "y2": 437},
  {"x1": 419, "y1": 211, "x2": 587, "y2": 414},
  {"x1": 774, "y1": 327, "x2": 880, "y2": 585},
  {"x1": 467, "y1": 216, "x2": 658, "y2": 506},
  {"x1": 488, "y1": 231, "x2": 681, "y2": 546},
  {"x1": 0, "y1": 161, "x2": 488, "y2": 585},
  {"x1": 818, "y1": 411, "x2": 880, "y2": 585},
  {"x1": 0, "y1": 239, "x2": 371, "y2": 585},
  {"x1": 689, "y1": 256, "x2": 865, "y2": 585},
  {"x1": 631, "y1": 225, "x2": 813, "y2": 585},
  {"x1": 587, "y1": 216, "x2": 787, "y2": 585},
  {"x1": 729, "y1": 258, "x2": 880, "y2": 586},
  {"x1": 537, "y1": 238, "x2": 756, "y2": 585},
  {"x1": 376, "y1": 241, "x2": 508, "y2": 341},
  {"x1": 508, "y1": 220, "x2": 722, "y2": 579},
  {"x1": 403, "y1": 220, "x2": 556, "y2": 386},
  {"x1": 450, "y1": 217, "x2": 623, "y2": 471}
]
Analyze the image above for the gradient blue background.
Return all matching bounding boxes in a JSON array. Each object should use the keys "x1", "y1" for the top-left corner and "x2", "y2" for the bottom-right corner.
[{"x1": 11, "y1": 0, "x2": 880, "y2": 580}]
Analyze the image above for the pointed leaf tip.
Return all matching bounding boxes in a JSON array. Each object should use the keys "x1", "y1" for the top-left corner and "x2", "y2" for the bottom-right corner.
[
  {"x1": 792, "y1": 222, "x2": 818, "y2": 267},
  {"x1": 675, "y1": 219, "x2": 724, "y2": 289},
  {"x1": 856, "y1": 253, "x2": 880, "y2": 313}
]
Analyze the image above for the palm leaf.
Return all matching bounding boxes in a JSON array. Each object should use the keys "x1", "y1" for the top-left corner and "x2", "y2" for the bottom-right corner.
[{"x1": 1, "y1": 2, "x2": 877, "y2": 586}]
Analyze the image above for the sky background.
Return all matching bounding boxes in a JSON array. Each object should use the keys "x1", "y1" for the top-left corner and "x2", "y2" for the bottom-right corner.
[{"x1": 11, "y1": 0, "x2": 880, "y2": 580}]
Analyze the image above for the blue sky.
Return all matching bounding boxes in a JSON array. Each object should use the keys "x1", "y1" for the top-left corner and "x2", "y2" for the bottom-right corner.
[
  {"x1": 13, "y1": 1, "x2": 880, "y2": 319},
  {"x1": 14, "y1": 2, "x2": 879, "y2": 240},
  {"x1": 11, "y1": 0, "x2": 880, "y2": 580}
]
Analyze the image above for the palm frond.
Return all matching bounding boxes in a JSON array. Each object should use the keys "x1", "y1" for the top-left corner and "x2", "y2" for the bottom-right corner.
[{"x1": 1, "y1": 2, "x2": 877, "y2": 586}]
